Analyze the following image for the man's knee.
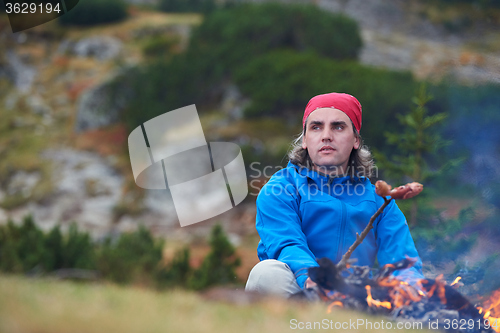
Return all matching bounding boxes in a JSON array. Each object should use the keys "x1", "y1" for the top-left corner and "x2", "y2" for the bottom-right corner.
[
  {"x1": 247, "y1": 259, "x2": 288, "y2": 279},
  {"x1": 245, "y1": 259, "x2": 301, "y2": 297}
]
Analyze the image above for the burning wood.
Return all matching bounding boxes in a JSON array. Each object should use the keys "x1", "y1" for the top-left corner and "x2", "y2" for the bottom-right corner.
[
  {"x1": 294, "y1": 257, "x2": 499, "y2": 333},
  {"x1": 292, "y1": 180, "x2": 500, "y2": 333}
]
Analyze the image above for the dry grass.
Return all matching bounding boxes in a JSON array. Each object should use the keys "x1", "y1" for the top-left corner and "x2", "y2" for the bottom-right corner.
[{"x1": 0, "y1": 274, "x2": 430, "y2": 333}]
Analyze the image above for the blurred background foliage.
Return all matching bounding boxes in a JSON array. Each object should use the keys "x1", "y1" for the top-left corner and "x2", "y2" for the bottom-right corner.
[
  {"x1": 115, "y1": 2, "x2": 364, "y2": 130},
  {"x1": 0, "y1": 215, "x2": 240, "y2": 290}
]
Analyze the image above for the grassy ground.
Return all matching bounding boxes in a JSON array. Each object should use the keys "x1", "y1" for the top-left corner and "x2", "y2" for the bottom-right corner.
[{"x1": 0, "y1": 274, "x2": 430, "y2": 333}]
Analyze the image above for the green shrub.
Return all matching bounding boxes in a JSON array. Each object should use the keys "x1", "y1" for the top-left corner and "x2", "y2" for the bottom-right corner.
[
  {"x1": 234, "y1": 50, "x2": 417, "y2": 148},
  {"x1": 142, "y1": 35, "x2": 181, "y2": 58},
  {"x1": 0, "y1": 217, "x2": 241, "y2": 290},
  {"x1": 62, "y1": 224, "x2": 96, "y2": 269},
  {"x1": 117, "y1": 57, "x2": 206, "y2": 131},
  {"x1": 119, "y1": 2, "x2": 363, "y2": 131},
  {"x1": 120, "y1": 48, "x2": 413, "y2": 151},
  {"x1": 155, "y1": 247, "x2": 192, "y2": 289},
  {"x1": 59, "y1": 0, "x2": 128, "y2": 26},
  {"x1": 97, "y1": 226, "x2": 164, "y2": 284},
  {"x1": 188, "y1": 225, "x2": 241, "y2": 290},
  {"x1": 0, "y1": 217, "x2": 95, "y2": 273},
  {"x1": 188, "y1": 2, "x2": 362, "y2": 66},
  {"x1": 0, "y1": 223, "x2": 23, "y2": 273},
  {"x1": 44, "y1": 226, "x2": 64, "y2": 271},
  {"x1": 156, "y1": 225, "x2": 242, "y2": 290},
  {"x1": 8, "y1": 216, "x2": 50, "y2": 273}
]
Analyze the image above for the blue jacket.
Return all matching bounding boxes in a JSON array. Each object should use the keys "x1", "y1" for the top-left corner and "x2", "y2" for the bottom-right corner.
[{"x1": 256, "y1": 161, "x2": 424, "y2": 289}]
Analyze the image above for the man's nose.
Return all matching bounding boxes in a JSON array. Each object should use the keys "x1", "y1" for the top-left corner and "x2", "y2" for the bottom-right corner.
[{"x1": 321, "y1": 129, "x2": 333, "y2": 141}]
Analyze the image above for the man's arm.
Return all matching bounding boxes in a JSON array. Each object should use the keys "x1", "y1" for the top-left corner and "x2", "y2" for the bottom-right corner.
[
  {"x1": 256, "y1": 180, "x2": 318, "y2": 289},
  {"x1": 375, "y1": 198, "x2": 424, "y2": 283}
]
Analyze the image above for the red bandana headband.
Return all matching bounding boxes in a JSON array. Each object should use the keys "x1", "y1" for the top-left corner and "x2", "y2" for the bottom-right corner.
[{"x1": 302, "y1": 92, "x2": 362, "y2": 133}]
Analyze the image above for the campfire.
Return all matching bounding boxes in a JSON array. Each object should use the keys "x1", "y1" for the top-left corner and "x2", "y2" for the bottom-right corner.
[
  {"x1": 295, "y1": 256, "x2": 500, "y2": 333},
  {"x1": 293, "y1": 181, "x2": 500, "y2": 333}
]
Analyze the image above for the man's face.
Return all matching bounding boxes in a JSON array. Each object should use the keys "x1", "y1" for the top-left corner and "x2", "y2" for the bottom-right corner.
[{"x1": 302, "y1": 108, "x2": 360, "y2": 174}]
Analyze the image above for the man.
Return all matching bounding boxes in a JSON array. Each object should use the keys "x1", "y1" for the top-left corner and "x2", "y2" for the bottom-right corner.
[{"x1": 245, "y1": 92, "x2": 424, "y2": 298}]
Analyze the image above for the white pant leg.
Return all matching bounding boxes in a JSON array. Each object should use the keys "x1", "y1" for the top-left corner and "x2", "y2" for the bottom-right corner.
[{"x1": 245, "y1": 259, "x2": 302, "y2": 298}]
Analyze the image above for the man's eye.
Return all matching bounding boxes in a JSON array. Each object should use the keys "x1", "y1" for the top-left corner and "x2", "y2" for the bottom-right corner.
[
  {"x1": 335, "y1": 125, "x2": 344, "y2": 130},
  {"x1": 312, "y1": 126, "x2": 319, "y2": 130}
]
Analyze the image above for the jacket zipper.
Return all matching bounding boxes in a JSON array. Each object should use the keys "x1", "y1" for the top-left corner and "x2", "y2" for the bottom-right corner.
[{"x1": 336, "y1": 201, "x2": 347, "y2": 263}]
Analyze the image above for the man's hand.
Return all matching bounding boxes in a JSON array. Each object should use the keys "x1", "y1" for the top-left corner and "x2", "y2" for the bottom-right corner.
[{"x1": 305, "y1": 277, "x2": 317, "y2": 289}]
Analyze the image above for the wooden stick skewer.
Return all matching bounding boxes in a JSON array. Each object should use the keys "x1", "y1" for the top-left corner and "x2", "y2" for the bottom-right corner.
[{"x1": 336, "y1": 197, "x2": 392, "y2": 272}]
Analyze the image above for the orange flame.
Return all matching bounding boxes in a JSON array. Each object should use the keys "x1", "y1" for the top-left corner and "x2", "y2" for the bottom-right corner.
[
  {"x1": 320, "y1": 268, "x2": 500, "y2": 333},
  {"x1": 477, "y1": 289, "x2": 500, "y2": 332},
  {"x1": 385, "y1": 279, "x2": 424, "y2": 310},
  {"x1": 327, "y1": 301, "x2": 344, "y2": 313},
  {"x1": 451, "y1": 276, "x2": 462, "y2": 286},
  {"x1": 365, "y1": 285, "x2": 392, "y2": 310}
]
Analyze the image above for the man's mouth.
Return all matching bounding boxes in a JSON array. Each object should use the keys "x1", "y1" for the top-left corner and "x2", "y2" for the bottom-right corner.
[{"x1": 319, "y1": 146, "x2": 335, "y2": 152}]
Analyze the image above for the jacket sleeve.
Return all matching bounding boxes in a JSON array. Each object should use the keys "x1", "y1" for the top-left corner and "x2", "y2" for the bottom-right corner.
[
  {"x1": 375, "y1": 198, "x2": 425, "y2": 284},
  {"x1": 256, "y1": 180, "x2": 318, "y2": 289}
]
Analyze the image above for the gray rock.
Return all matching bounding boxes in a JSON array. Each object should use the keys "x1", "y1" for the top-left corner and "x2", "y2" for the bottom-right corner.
[
  {"x1": 72, "y1": 36, "x2": 123, "y2": 61},
  {"x1": 7, "y1": 171, "x2": 41, "y2": 198},
  {"x1": 16, "y1": 148, "x2": 126, "y2": 238},
  {"x1": 26, "y1": 94, "x2": 51, "y2": 116},
  {"x1": 4, "y1": 50, "x2": 36, "y2": 93}
]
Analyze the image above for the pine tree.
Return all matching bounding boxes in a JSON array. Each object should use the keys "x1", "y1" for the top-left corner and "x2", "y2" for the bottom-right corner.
[
  {"x1": 375, "y1": 84, "x2": 460, "y2": 226},
  {"x1": 16, "y1": 215, "x2": 49, "y2": 272},
  {"x1": 155, "y1": 247, "x2": 192, "y2": 289},
  {"x1": 44, "y1": 225, "x2": 64, "y2": 271},
  {"x1": 188, "y1": 225, "x2": 241, "y2": 290},
  {"x1": 0, "y1": 222, "x2": 22, "y2": 273},
  {"x1": 63, "y1": 223, "x2": 96, "y2": 270},
  {"x1": 97, "y1": 226, "x2": 163, "y2": 284}
]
